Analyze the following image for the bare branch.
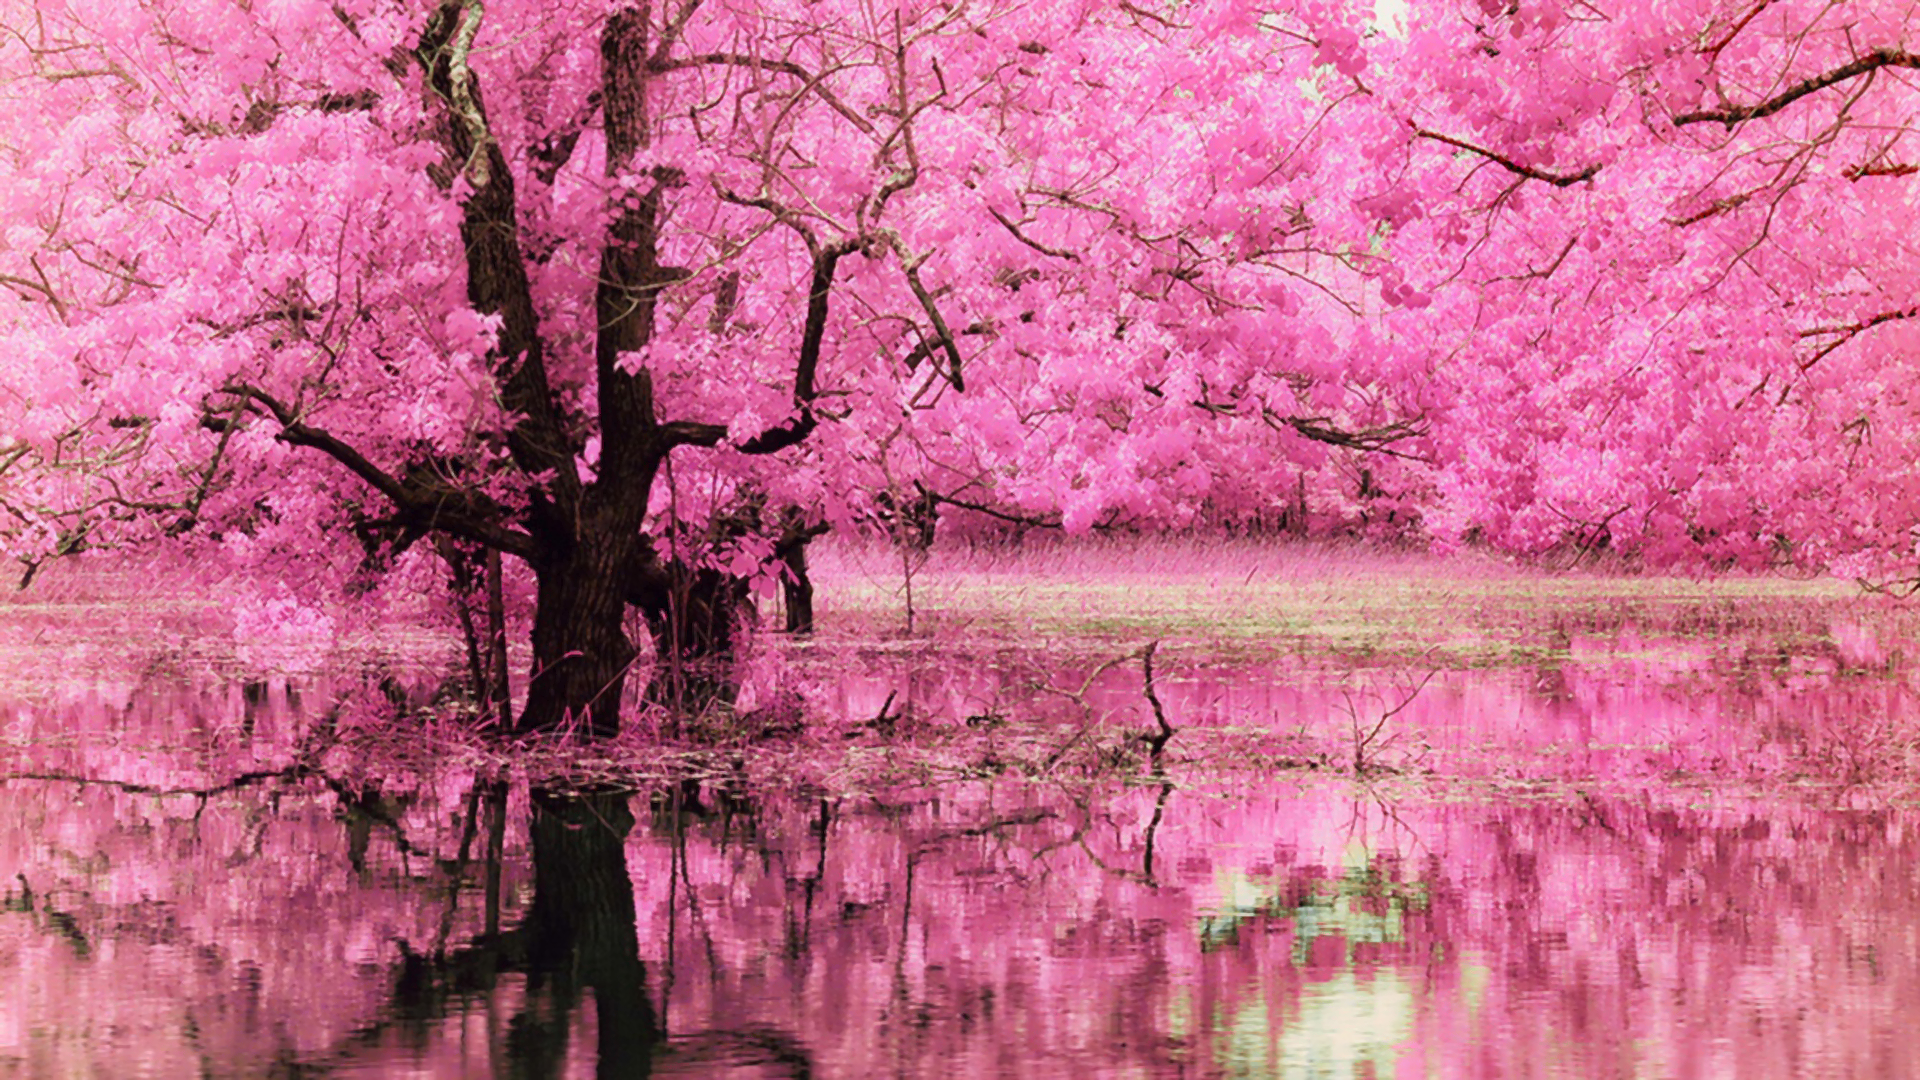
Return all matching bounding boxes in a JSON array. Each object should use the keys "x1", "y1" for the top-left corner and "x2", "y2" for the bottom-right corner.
[
  {"x1": 1664, "y1": 191, "x2": 1751, "y2": 227},
  {"x1": 1700, "y1": 0, "x2": 1779, "y2": 57},
  {"x1": 883, "y1": 238, "x2": 965, "y2": 392},
  {"x1": 1674, "y1": 47, "x2": 1920, "y2": 128},
  {"x1": 925, "y1": 490, "x2": 1063, "y2": 529},
  {"x1": 1844, "y1": 160, "x2": 1919, "y2": 180},
  {"x1": 1415, "y1": 128, "x2": 1600, "y2": 186},
  {"x1": 1270, "y1": 412, "x2": 1431, "y2": 461}
]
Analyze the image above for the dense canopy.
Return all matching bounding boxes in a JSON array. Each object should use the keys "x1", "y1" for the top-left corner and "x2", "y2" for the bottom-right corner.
[{"x1": 1, "y1": 0, "x2": 1916, "y2": 730}]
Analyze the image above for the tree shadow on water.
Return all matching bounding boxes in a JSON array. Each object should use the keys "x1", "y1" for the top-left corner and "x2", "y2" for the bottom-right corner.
[{"x1": 374, "y1": 784, "x2": 815, "y2": 1079}]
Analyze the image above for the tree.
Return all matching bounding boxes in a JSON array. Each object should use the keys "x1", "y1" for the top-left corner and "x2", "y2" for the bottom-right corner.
[
  {"x1": 1360, "y1": 0, "x2": 1920, "y2": 573},
  {"x1": 895, "y1": 0, "x2": 1920, "y2": 575},
  {"x1": 14, "y1": 0, "x2": 1910, "y2": 744},
  {"x1": 0, "y1": 0, "x2": 1414, "y2": 734}
]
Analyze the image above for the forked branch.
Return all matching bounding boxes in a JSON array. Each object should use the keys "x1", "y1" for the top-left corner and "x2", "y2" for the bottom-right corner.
[{"x1": 661, "y1": 240, "x2": 859, "y2": 454}]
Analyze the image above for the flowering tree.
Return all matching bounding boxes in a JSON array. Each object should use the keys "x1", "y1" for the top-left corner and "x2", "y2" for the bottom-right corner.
[
  {"x1": 1363, "y1": 0, "x2": 1920, "y2": 572},
  {"x1": 7, "y1": 0, "x2": 1914, "y2": 739},
  {"x1": 0, "y1": 0, "x2": 1418, "y2": 733}
]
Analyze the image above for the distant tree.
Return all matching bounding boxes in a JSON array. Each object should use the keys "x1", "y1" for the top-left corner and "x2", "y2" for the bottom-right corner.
[{"x1": 1364, "y1": 0, "x2": 1920, "y2": 574}]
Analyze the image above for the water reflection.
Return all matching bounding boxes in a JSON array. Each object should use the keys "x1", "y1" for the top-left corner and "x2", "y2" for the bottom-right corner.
[
  {"x1": 3, "y1": 762, "x2": 1919, "y2": 1078},
  {"x1": 4, "y1": 589, "x2": 1920, "y2": 1077},
  {"x1": 805, "y1": 604, "x2": 1920, "y2": 783}
]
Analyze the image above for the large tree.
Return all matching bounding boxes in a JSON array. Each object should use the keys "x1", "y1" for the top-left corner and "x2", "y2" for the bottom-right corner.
[
  {"x1": 0, "y1": 0, "x2": 1407, "y2": 733},
  {"x1": 12, "y1": 0, "x2": 1913, "y2": 742}
]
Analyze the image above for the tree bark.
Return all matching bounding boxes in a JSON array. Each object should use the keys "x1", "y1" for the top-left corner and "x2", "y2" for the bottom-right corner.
[
  {"x1": 520, "y1": 523, "x2": 648, "y2": 738},
  {"x1": 781, "y1": 542, "x2": 815, "y2": 635}
]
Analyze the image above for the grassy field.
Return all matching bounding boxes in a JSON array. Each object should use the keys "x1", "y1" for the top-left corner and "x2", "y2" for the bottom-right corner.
[{"x1": 808, "y1": 536, "x2": 1882, "y2": 668}]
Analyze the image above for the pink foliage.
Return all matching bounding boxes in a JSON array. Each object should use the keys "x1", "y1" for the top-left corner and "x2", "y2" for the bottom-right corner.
[{"x1": 0, "y1": 0, "x2": 1916, "y2": 686}]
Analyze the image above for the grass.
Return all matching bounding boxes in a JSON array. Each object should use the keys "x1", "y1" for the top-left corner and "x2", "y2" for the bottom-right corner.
[{"x1": 807, "y1": 534, "x2": 1873, "y2": 668}]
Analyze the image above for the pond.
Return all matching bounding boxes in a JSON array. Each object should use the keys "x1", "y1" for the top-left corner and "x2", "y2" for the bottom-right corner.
[{"x1": 2, "y1": 549, "x2": 1918, "y2": 1078}]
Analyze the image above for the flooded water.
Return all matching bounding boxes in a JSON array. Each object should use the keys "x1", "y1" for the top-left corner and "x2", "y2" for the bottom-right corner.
[
  {"x1": 2, "y1": 763, "x2": 1917, "y2": 1078},
  {"x1": 3, "y1": 562, "x2": 1920, "y2": 1077}
]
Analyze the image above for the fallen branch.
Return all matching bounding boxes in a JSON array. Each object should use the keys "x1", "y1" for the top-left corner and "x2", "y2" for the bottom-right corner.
[{"x1": 1141, "y1": 640, "x2": 1175, "y2": 753}]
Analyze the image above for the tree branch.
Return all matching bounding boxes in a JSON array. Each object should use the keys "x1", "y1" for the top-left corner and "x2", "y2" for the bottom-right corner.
[
  {"x1": 871, "y1": 230, "x2": 964, "y2": 391},
  {"x1": 661, "y1": 240, "x2": 858, "y2": 455},
  {"x1": 1414, "y1": 128, "x2": 1600, "y2": 186},
  {"x1": 415, "y1": 3, "x2": 582, "y2": 524},
  {"x1": 594, "y1": 9, "x2": 672, "y2": 491},
  {"x1": 438, "y1": 0, "x2": 494, "y2": 188},
  {"x1": 1674, "y1": 47, "x2": 1920, "y2": 128},
  {"x1": 527, "y1": 89, "x2": 601, "y2": 187},
  {"x1": 218, "y1": 385, "x2": 539, "y2": 559},
  {"x1": 926, "y1": 490, "x2": 1063, "y2": 530},
  {"x1": 648, "y1": 52, "x2": 877, "y2": 136},
  {"x1": 1277, "y1": 414, "x2": 1430, "y2": 460},
  {"x1": 1797, "y1": 304, "x2": 1920, "y2": 371},
  {"x1": 987, "y1": 206, "x2": 1079, "y2": 261}
]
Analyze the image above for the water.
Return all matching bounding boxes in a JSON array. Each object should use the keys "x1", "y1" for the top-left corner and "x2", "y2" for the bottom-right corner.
[
  {"x1": 3, "y1": 564, "x2": 1920, "y2": 1077},
  {"x1": 2, "y1": 713, "x2": 1918, "y2": 1079},
  {"x1": 1, "y1": 763, "x2": 1915, "y2": 1077}
]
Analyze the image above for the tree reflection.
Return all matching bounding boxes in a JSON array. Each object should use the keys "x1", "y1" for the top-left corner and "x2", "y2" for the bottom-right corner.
[
  {"x1": 381, "y1": 785, "x2": 659, "y2": 1078},
  {"x1": 380, "y1": 782, "x2": 819, "y2": 1078},
  {"x1": 518, "y1": 788, "x2": 654, "y2": 1077}
]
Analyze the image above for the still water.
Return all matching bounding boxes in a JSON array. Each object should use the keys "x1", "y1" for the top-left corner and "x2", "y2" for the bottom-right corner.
[
  {"x1": 3, "y1": 572, "x2": 1920, "y2": 1077},
  {"x1": 0, "y1": 698, "x2": 1916, "y2": 1076}
]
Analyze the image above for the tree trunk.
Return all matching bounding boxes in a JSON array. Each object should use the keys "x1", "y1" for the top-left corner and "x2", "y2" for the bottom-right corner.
[
  {"x1": 781, "y1": 537, "x2": 815, "y2": 635},
  {"x1": 519, "y1": 534, "x2": 642, "y2": 739}
]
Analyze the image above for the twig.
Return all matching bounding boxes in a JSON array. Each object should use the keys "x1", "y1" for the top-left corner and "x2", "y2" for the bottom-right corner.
[{"x1": 1141, "y1": 641, "x2": 1174, "y2": 752}]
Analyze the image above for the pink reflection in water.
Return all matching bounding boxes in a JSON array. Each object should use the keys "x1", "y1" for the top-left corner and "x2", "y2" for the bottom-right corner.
[
  {"x1": 0, "y1": 594, "x2": 1917, "y2": 1075},
  {"x1": 0, "y1": 757, "x2": 1916, "y2": 1077},
  {"x1": 627, "y1": 779, "x2": 1920, "y2": 1079},
  {"x1": 806, "y1": 612, "x2": 1920, "y2": 785}
]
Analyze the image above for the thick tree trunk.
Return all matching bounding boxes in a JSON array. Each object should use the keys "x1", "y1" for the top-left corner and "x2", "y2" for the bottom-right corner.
[{"x1": 519, "y1": 531, "x2": 643, "y2": 739}]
